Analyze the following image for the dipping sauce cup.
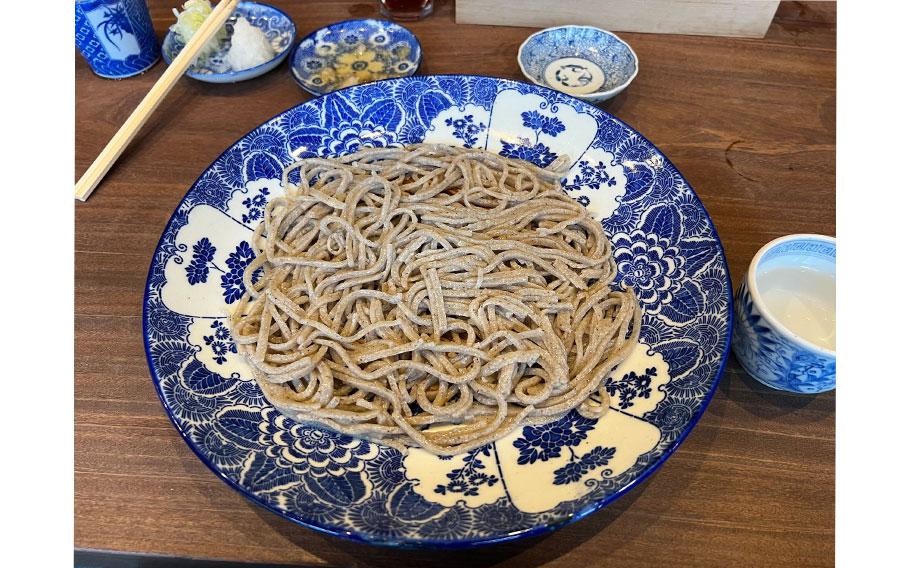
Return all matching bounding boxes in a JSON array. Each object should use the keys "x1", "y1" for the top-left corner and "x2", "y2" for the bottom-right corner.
[{"x1": 732, "y1": 234, "x2": 836, "y2": 393}]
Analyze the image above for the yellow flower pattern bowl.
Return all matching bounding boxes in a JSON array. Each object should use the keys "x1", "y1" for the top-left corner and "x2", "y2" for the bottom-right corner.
[{"x1": 291, "y1": 19, "x2": 422, "y2": 95}]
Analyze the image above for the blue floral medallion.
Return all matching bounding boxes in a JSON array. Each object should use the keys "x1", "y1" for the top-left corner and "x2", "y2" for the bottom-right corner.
[
  {"x1": 143, "y1": 76, "x2": 732, "y2": 547},
  {"x1": 498, "y1": 110, "x2": 566, "y2": 168},
  {"x1": 434, "y1": 446, "x2": 499, "y2": 497}
]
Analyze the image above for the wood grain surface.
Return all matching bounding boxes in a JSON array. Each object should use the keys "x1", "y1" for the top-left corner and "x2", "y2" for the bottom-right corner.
[{"x1": 75, "y1": 1, "x2": 836, "y2": 566}]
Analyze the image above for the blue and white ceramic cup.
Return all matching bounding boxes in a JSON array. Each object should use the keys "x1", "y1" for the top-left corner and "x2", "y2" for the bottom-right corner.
[
  {"x1": 75, "y1": 0, "x2": 160, "y2": 79},
  {"x1": 732, "y1": 234, "x2": 836, "y2": 393}
]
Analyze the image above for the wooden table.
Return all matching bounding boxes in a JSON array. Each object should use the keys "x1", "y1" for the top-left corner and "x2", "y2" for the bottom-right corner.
[{"x1": 75, "y1": 1, "x2": 836, "y2": 566}]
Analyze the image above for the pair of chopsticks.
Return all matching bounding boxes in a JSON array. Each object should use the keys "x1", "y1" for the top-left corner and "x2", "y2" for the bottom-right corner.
[{"x1": 75, "y1": 0, "x2": 240, "y2": 202}]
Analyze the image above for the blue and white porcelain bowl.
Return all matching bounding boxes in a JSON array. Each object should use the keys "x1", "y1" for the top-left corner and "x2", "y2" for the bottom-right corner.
[
  {"x1": 290, "y1": 19, "x2": 422, "y2": 96},
  {"x1": 75, "y1": 0, "x2": 160, "y2": 79},
  {"x1": 733, "y1": 234, "x2": 836, "y2": 393},
  {"x1": 143, "y1": 75, "x2": 732, "y2": 547},
  {"x1": 518, "y1": 25, "x2": 638, "y2": 103},
  {"x1": 162, "y1": 2, "x2": 296, "y2": 84}
]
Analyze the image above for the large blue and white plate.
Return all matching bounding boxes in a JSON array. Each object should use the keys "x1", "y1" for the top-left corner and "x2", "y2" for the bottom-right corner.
[{"x1": 143, "y1": 75, "x2": 732, "y2": 547}]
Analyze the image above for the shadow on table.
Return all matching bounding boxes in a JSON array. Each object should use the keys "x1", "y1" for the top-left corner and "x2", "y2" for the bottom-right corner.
[
  {"x1": 720, "y1": 357, "x2": 833, "y2": 420},
  {"x1": 596, "y1": 88, "x2": 630, "y2": 116},
  {"x1": 251, "y1": 474, "x2": 655, "y2": 568}
]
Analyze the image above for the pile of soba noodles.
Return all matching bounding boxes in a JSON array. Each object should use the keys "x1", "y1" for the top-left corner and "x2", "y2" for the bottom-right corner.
[{"x1": 229, "y1": 144, "x2": 641, "y2": 456}]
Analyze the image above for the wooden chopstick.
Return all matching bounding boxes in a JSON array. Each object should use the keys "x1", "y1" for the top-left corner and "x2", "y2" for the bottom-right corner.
[{"x1": 75, "y1": 0, "x2": 240, "y2": 202}]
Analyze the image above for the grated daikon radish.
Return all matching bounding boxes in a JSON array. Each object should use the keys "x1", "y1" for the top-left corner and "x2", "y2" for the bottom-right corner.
[{"x1": 226, "y1": 18, "x2": 275, "y2": 71}]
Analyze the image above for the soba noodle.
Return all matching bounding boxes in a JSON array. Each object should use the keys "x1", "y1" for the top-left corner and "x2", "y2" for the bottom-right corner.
[{"x1": 229, "y1": 144, "x2": 641, "y2": 455}]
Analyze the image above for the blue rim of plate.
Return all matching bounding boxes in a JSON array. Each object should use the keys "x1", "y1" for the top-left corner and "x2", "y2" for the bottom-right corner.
[
  {"x1": 161, "y1": 1, "x2": 296, "y2": 82},
  {"x1": 289, "y1": 18, "x2": 423, "y2": 96},
  {"x1": 142, "y1": 74, "x2": 733, "y2": 548}
]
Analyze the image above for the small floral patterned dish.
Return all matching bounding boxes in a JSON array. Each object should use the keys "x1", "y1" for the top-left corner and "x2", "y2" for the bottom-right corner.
[
  {"x1": 290, "y1": 18, "x2": 422, "y2": 96},
  {"x1": 161, "y1": 1, "x2": 296, "y2": 84},
  {"x1": 143, "y1": 76, "x2": 731, "y2": 547},
  {"x1": 518, "y1": 25, "x2": 638, "y2": 103}
]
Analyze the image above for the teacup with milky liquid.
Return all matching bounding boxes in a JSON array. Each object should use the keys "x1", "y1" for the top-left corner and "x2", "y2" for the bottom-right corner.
[{"x1": 732, "y1": 234, "x2": 836, "y2": 393}]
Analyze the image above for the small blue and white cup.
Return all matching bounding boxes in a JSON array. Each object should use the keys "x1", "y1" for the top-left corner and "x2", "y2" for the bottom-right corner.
[
  {"x1": 732, "y1": 234, "x2": 836, "y2": 394},
  {"x1": 75, "y1": 0, "x2": 160, "y2": 79}
]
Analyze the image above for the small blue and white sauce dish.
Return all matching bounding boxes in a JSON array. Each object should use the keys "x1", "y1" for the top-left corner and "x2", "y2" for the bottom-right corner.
[
  {"x1": 518, "y1": 25, "x2": 638, "y2": 103},
  {"x1": 732, "y1": 234, "x2": 836, "y2": 394},
  {"x1": 291, "y1": 18, "x2": 422, "y2": 96},
  {"x1": 162, "y1": 1, "x2": 296, "y2": 84}
]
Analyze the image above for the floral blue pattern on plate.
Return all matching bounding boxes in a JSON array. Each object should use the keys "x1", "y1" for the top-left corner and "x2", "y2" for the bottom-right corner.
[
  {"x1": 518, "y1": 26, "x2": 638, "y2": 103},
  {"x1": 290, "y1": 18, "x2": 421, "y2": 96},
  {"x1": 161, "y1": 1, "x2": 296, "y2": 84},
  {"x1": 143, "y1": 75, "x2": 732, "y2": 547}
]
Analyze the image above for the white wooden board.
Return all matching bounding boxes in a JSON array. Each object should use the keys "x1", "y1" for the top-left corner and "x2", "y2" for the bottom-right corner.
[{"x1": 455, "y1": 0, "x2": 781, "y2": 38}]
